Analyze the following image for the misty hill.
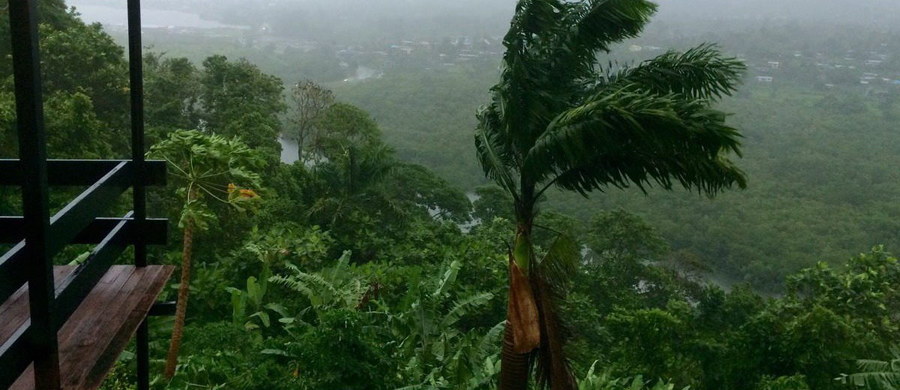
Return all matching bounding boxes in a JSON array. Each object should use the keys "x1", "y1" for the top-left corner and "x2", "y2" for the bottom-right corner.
[
  {"x1": 655, "y1": 0, "x2": 900, "y2": 26},
  {"x1": 73, "y1": 0, "x2": 900, "y2": 43}
]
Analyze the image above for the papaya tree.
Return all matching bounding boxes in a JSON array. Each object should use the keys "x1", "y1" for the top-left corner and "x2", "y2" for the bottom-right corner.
[
  {"x1": 475, "y1": 0, "x2": 747, "y2": 388},
  {"x1": 148, "y1": 130, "x2": 264, "y2": 379}
]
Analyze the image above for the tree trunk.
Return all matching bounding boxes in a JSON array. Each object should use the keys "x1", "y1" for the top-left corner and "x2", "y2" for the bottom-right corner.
[
  {"x1": 296, "y1": 130, "x2": 305, "y2": 162},
  {"x1": 501, "y1": 243, "x2": 541, "y2": 389},
  {"x1": 500, "y1": 321, "x2": 532, "y2": 390},
  {"x1": 164, "y1": 217, "x2": 194, "y2": 379}
]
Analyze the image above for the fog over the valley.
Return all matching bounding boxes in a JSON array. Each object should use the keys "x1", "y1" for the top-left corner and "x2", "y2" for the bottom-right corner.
[{"x1": 71, "y1": 0, "x2": 900, "y2": 40}]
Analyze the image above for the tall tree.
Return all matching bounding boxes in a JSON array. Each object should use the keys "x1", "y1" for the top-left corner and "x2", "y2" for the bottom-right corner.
[
  {"x1": 475, "y1": 1, "x2": 746, "y2": 388},
  {"x1": 144, "y1": 54, "x2": 201, "y2": 130},
  {"x1": 148, "y1": 130, "x2": 264, "y2": 379},
  {"x1": 289, "y1": 80, "x2": 334, "y2": 160},
  {"x1": 313, "y1": 102, "x2": 381, "y2": 160},
  {"x1": 40, "y1": 21, "x2": 129, "y2": 127},
  {"x1": 200, "y1": 55, "x2": 286, "y2": 155}
]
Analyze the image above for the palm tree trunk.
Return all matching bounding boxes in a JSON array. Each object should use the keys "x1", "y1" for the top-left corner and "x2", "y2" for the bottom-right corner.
[
  {"x1": 164, "y1": 217, "x2": 194, "y2": 379},
  {"x1": 500, "y1": 321, "x2": 532, "y2": 390},
  {"x1": 532, "y1": 273, "x2": 577, "y2": 390},
  {"x1": 500, "y1": 241, "x2": 541, "y2": 389}
]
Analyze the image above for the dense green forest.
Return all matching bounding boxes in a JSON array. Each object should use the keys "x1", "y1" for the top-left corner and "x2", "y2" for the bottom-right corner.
[
  {"x1": 2, "y1": 0, "x2": 900, "y2": 389},
  {"x1": 89, "y1": 14, "x2": 900, "y2": 292}
]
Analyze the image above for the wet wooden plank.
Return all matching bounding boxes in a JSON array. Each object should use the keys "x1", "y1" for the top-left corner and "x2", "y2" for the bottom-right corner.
[
  {"x1": 0, "y1": 267, "x2": 76, "y2": 344},
  {"x1": 3, "y1": 265, "x2": 172, "y2": 390}
]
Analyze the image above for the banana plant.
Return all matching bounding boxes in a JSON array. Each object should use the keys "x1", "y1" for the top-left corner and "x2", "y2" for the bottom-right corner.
[
  {"x1": 389, "y1": 260, "x2": 504, "y2": 389},
  {"x1": 843, "y1": 347, "x2": 900, "y2": 390},
  {"x1": 578, "y1": 362, "x2": 689, "y2": 390}
]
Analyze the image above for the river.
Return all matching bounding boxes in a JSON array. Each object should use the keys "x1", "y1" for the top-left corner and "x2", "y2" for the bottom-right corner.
[{"x1": 279, "y1": 137, "x2": 299, "y2": 164}]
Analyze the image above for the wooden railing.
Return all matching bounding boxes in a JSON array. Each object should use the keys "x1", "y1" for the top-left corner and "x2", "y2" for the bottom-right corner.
[{"x1": 0, "y1": 0, "x2": 166, "y2": 388}]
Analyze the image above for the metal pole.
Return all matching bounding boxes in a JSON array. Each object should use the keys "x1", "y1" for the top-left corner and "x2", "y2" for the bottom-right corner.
[
  {"x1": 127, "y1": 0, "x2": 151, "y2": 388},
  {"x1": 128, "y1": 0, "x2": 146, "y2": 268},
  {"x1": 8, "y1": 0, "x2": 61, "y2": 388}
]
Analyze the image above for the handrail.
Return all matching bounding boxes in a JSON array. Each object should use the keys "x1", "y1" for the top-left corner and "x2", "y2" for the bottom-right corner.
[
  {"x1": 0, "y1": 165, "x2": 168, "y2": 386},
  {"x1": 47, "y1": 161, "x2": 131, "y2": 258},
  {"x1": 0, "y1": 323, "x2": 33, "y2": 388},
  {"x1": 0, "y1": 216, "x2": 168, "y2": 244},
  {"x1": 0, "y1": 159, "x2": 167, "y2": 186},
  {"x1": 0, "y1": 216, "x2": 168, "y2": 304},
  {"x1": 0, "y1": 242, "x2": 27, "y2": 304},
  {"x1": 54, "y1": 212, "x2": 133, "y2": 329}
]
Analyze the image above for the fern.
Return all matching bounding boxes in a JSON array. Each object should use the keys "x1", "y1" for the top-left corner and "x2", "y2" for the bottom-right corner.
[{"x1": 269, "y1": 252, "x2": 368, "y2": 319}]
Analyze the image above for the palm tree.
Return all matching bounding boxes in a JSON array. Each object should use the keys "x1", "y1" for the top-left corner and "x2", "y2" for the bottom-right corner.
[
  {"x1": 149, "y1": 130, "x2": 264, "y2": 379},
  {"x1": 307, "y1": 143, "x2": 402, "y2": 227},
  {"x1": 475, "y1": 1, "x2": 747, "y2": 388}
]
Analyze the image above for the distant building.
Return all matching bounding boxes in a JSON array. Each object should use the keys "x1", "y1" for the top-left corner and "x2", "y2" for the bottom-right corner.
[
  {"x1": 767, "y1": 61, "x2": 781, "y2": 69},
  {"x1": 756, "y1": 76, "x2": 774, "y2": 83}
]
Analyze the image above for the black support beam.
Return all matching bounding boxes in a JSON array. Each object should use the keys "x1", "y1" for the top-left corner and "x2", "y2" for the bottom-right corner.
[
  {"x1": 8, "y1": 0, "x2": 62, "y2": 386},
  {"x1": 0, "y1": 160, "x2": 166, "y2": 187},
  {"x1": 0, "y1": 217, "x2": 168, "y2": 244},
  {"x1": 148, "y1": 301, "x2": 177, "y2": 317}
]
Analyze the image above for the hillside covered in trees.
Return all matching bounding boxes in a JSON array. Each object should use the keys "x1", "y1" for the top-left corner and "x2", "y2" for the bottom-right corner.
[{"x1": 2, "y1": 0, "x2": 900, "y2": 389}]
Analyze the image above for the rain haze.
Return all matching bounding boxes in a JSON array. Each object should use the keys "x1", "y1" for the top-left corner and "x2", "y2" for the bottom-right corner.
[{"x1": 3, "y1": 0, "x2": 900, "y2": 387}]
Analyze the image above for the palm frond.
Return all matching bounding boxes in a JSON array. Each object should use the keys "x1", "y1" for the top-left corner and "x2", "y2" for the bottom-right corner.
[
  {"x1": 610, "y1": 44, "x2": 745, "y2": 100},
  {"x1": 496, "y1": 0, "x2": 578, "y2": 158},
  {"x1": 568, "y1": 0, "x2": 658, "y2": 54},
  {"x1": 505, "y1": 0, "x2": 566, "y2": 47},
  {"x1": 475, "y1": 113, "x2": 520, "y2": 198},
  {"x1": 533, "y1": 273, "x2": 576, "y2": 389},
  {"x1": 524, "y1": 87, "x2": 745, "y2": 196},
  {"x1": 539, "y1": 233, "x2": 581, "y2": 294},
  {"x1": 528, "y1": 232, "x2": 581, "y2": 389}
]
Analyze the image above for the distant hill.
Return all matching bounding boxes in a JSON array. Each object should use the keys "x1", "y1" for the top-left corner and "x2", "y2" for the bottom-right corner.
[{"x1": 655, "y1": 0, "x2": 900, "y2": 26}]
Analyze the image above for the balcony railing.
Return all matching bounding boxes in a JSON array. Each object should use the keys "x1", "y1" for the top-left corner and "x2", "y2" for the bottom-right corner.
[{"x1": 0, "y1": 0, "x2": 171, "y2": 389}]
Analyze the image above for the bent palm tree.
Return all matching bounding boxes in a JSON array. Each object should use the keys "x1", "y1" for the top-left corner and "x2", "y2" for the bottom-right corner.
[{"x1": 476, "y1": 1, "x2": 747, "y2": 388}]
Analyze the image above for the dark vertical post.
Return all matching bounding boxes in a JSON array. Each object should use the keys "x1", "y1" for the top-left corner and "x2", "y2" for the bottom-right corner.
[
  {"x1": 127, "y1": 0, "x2": 151, "y2": 388},
  {"x1": 8, "y1": 0, "x2": 62, "y2": 388},
  {"x1": 128, "y1": 0, "x2": 146, "y2": 268}
]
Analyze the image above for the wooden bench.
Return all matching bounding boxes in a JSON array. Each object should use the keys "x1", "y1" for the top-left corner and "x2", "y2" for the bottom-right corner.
[{"x1": 1, "y1": 265, "x2": 172, "y2": 389}]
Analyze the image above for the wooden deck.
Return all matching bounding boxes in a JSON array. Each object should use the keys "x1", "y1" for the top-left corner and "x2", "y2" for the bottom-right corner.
[{"x1": 0, "y1": 265, "x2": 173, "y2": 390}]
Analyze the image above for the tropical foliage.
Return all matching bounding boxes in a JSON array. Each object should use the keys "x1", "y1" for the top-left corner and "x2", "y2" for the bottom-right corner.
[{"x1": 1, "y1": 1, "x2": 898, "y2": 390}]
